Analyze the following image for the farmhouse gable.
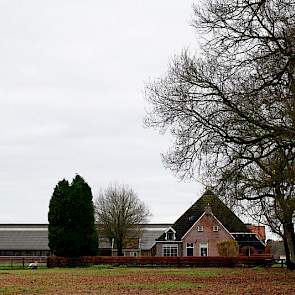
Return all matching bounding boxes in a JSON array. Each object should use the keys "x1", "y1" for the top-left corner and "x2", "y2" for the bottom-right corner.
[{"x1": 155, "y1": 189, "x2": 266, "y2": 257}]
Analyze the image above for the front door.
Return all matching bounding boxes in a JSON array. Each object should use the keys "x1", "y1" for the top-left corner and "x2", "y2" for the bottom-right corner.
[
  {"x1": 199, "y1": 243, "x2": 208, "y2": 256},
  {"x1": 186, "y1": 243, "x2": 194, "y2": 256}
]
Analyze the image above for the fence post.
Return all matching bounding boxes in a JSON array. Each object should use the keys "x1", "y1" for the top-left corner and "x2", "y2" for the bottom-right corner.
[{"x1": 23, "y1": 258, "x2": 25, "y2": 269}]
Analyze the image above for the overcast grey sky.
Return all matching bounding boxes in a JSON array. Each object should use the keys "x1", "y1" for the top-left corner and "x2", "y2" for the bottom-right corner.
[{"x1": 0, "y1": 0, "x2": 206, "y2": 224}]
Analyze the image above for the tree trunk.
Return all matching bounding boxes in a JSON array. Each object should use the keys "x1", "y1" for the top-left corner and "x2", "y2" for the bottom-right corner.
[
  {"x1": 283, "y1": 236, "x2": 291, "y2": 266},
  {"x1": 117, "y1": 238, "x2": 124, "y2": 256},
  {"x1": 283, "y1": 222, "x2": 295, "y2": 270}
]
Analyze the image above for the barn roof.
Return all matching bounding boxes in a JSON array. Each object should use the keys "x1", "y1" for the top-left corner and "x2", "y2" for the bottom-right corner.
[
  {"x1": 97, "y1": 224, "x2": 171, "y2": 250},
  {"x1": 157, "y1": 189, "x2": 250, "y2": 241},
  {"x1": 0, "y1": 227, "x2": 49, "y2": 250},
  {"x1": 0, "y1": 224, "x2": 170, "y2": 252},
  {"x1": 140, "y1": 224, "x2": 170, "y2": 250}
]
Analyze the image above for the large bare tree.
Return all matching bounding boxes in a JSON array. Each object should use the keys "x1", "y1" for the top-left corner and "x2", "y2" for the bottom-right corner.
[
  {"x1": 95, "y1": 184, "x2": 150, "y2": 256},
  {"x1": 145, "y1": 0, "x2": 295, "y2": 268}
]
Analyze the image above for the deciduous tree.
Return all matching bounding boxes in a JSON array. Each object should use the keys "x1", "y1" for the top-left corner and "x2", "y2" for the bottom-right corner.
[
  {"x1": 95, "y1": 184, "x2": 150, "y2": 256},
  {"x1": 145, "y1": 0, "x2": 295, "y2": 268}
]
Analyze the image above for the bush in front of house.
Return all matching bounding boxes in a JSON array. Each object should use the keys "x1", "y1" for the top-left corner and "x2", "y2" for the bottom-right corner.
[{"x1": 217, "y1": 240, "x2": 239, "y2": 257}]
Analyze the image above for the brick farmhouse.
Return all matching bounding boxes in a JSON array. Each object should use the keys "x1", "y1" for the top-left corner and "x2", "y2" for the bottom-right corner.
[{"x1": 153, "y1": 189, "x2": 266, "y2": 257}]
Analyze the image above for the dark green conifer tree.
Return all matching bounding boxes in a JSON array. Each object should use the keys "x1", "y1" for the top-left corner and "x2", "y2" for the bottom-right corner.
[
  {"x1": 48, "y1": 175, "x2": 98, "y2": 257},
  {"x1": 48, "y1": 179, "x2": 71, "y2": 256},
  {"x1": 70, "y1": 175, "x2": 98, "y2": 256}
]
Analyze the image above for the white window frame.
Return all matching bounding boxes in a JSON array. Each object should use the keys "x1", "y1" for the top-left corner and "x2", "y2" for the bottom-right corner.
[
  {"x1": 166, "y1": 231, "x2": 175, "y2": 241},
  {"x1": 163, "y1": 245, "x2": 178, "y2": 256},
  {"x1": 165, "y1": 227, "x2": 176, "y2": 241},
  {"x1": 213, "y1": 225, "x2": 219, "y2": 232},
  {"x1": 186, "y1": 242, "x2": 194, "y2": 256},
  {"x1": 199, "y1": 242, "x2": 208, "y2": 256},
  {"x1": 197, "y1": 225, "x2": 204, "y2": 232}
]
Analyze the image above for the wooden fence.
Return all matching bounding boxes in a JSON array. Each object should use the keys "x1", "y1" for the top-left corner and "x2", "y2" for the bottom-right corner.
[
  {"x1": 0, "y1": 256, "x2": 47, "y2": 269},
  {"x1": 0, "y1": 255, "x2": 273, "y2": 268},
  {"x1": 47, "y1": 255, "x2": 273, "y2": 268}
]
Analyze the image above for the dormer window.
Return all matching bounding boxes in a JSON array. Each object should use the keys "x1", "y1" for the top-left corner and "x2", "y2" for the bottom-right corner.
[
  {"x1": 166, "y1": 231, "x2": 174, "y2": 240},
  {"x1": 197, "y1": 225, "x2": 204, "y2": 232},
  {"x1": 165, "y1": 228, "x2": 176, "y2": 241},
  {"x1": 213, "y1": 225, "x2": 219, "y2": 232}
]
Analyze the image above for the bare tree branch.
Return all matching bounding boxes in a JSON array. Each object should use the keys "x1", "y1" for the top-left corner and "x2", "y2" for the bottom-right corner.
[{"x1": 145, "y1": 0, "x2": 295, "y2": 269}]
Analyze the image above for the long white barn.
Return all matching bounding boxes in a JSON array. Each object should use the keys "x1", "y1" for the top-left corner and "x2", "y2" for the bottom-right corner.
[{"x1": 0, "y1": 223, "x2": 170, "y2": 256}]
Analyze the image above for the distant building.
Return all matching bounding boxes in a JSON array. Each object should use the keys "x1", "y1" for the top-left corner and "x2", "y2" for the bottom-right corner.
[
  {"x1": 0, "y1": 223, "x2": 169, "y2": 257},
  {"x1": 0, "y1": 190, "x2": 266, "y2": 257},
  {"x1": 97, "y1": 224, "x2": 171, "y2": 257},
  {"x1": 0, "y1": 224, "x2": 50, "y2": 256}
]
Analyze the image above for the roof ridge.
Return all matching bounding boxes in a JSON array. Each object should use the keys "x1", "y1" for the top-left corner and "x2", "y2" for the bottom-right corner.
[{"x1": 157, "y1": 190, "x2": 249, "y2": 241}]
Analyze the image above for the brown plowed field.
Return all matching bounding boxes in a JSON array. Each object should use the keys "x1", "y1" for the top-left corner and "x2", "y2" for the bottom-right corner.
[{"x1": 0, "y1": 266, "x2": 294, "y2": 294}]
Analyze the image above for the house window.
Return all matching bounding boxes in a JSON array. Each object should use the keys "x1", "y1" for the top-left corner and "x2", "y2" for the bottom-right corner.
[
  {"x1": 197, "y1": 225, "x2": 204, "y2": 232},
  {"x1": 163, "y1": 245, "x2": 178, "y2": 256},
  {"x1": 186, "y1": 243, "x2": 194, "y2": 256},
  {"x1": 124, "y1": 252, "x2": 138, "y2": 257},
  {"x1": 213, "y1": 225, "x2": 219, "y2": 232},
  {"x1": 199, "y1": 243, "x2": 208, "y2": 256},
  {"x1": 165, "y1": 229, "x2": 175, "y2": 241}
]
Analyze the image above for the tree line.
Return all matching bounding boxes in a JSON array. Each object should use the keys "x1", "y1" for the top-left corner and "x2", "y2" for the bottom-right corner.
[{"x1": 48, "y1": 175, "x2": 149, "y2": 257}]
